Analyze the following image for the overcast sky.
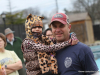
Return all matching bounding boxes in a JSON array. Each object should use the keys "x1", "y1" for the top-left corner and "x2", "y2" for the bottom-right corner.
[{"x1": 0, "y1": 0, "x2": 74, "y2": 15}]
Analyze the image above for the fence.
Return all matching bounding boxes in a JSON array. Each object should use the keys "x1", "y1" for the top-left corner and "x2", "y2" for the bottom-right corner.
[{"x1": 0, "y1": 24, "x2": 26, "y2": 40}]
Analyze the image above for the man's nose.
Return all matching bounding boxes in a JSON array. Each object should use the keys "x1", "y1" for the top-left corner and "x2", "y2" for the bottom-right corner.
[{"x1": 56, "y1": 28, "x2": 61, "y2": 31}]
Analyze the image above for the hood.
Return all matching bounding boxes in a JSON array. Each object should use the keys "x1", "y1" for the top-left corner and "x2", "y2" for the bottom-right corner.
[{"x1": 25, "y1": 14, "x2": 44, "y2": 39}]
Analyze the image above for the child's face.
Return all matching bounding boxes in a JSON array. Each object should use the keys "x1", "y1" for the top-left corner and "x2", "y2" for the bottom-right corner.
[{"x1": 31, "y1": 26, "x2": 42, "y2": 34}]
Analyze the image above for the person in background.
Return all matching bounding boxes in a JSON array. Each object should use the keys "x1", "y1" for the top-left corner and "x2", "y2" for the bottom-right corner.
[
  {"x1": 43, "y1": 28, "x2": 53, "y2": 39},
  {"x1": 43, "y1": 28, "x2": 56, "y2": 44},
  {"x1": 50, "y1": 12, "x2": 99, "y2": 75},
  {"x1": 4, "y1": 28, "x2": 26, "y2": 75},
  {"x1": 0, "y1": 33, "x2": 22, "y2": 75}
]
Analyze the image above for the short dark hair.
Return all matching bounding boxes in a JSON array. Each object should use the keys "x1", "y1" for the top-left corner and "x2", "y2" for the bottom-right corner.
[
  {"x1": 43, "y1": 28, "x2": 52, "y2": 36},
  {"x1": 0, "y1": 33, "x2": 7, "y2": 47}
]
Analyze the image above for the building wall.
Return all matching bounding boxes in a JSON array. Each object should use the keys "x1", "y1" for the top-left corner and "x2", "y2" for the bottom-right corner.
[
  {"x1": 70, "y1": 21, "x2": 88, "y2": 44},
  {"x1": 85, "y1": 16, "x2": 94, "y2": 44},
  {"x1": 70, "y1": 17, "x2": 94, "y2": 45}
]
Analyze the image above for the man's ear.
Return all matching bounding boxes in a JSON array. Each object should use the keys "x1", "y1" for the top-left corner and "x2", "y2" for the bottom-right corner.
[{"x1": 68, "y1": 24, "x2": 71, "y2": 32}]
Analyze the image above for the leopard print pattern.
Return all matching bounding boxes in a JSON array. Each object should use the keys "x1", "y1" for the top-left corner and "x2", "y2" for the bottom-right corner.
[
  {"x1": 22, "y1": 37, "x2": 70, "y2": 74},
  {"x1": 22, "y1": 33, "x2": 76, "y2": 75},
  {"x1": 22, "y1": 38, "x2": 70, "y2": 53},
  {"x1": 25, "y1": 14, "x2": 44, "y2": 39}
]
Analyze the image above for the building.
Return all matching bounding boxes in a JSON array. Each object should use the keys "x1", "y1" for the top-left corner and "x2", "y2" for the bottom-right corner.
[{"x1": 68, "y1": 12, "x2": 94, "y2": 45}]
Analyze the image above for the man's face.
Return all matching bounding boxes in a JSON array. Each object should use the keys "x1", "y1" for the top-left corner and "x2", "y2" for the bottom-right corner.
[
  {"x1": 51, "y1": 21, "x2": 71, "y2": 42},
  {"x1": 6, "y1": 33, "x2": 14, "y2": 41}
]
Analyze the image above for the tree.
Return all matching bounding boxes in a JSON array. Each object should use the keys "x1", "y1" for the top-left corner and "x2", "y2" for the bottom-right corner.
[
  {"x1": 6, "y1": 11, "x2": 26, "y2": 25},
  {"x1": 5, "y1": 7, "x2": 41, "y2": 25},
  {"x1": 22, "y1": 7, "x2": 40, "y2": 18},
  {"x1": 72, "y1": 0, "x2": 100, "y2": 24},
  {"x1": 64, "y1": 8, "x2": 69, "y2": 15}
]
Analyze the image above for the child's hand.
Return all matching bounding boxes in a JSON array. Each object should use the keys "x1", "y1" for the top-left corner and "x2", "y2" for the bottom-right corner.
[
  {"x1": 70, "y1": 32, "x2": 79, "y2": 45},
  {"x1": 68, "y1": 38, "x2": 78, "y2": 45},
  {"x1": 71, "y1": 38, "x2": 79, "y2": 45}
]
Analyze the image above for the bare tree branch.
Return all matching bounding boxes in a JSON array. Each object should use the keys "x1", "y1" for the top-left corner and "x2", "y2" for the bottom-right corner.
[{"x1": 72, "y1": 0, "x2": 100, "y2": 24}]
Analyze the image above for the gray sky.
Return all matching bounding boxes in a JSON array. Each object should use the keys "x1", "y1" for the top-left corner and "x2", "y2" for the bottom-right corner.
[{"x1": 0, "y1": 0, "x2": 74, "y2": 15}]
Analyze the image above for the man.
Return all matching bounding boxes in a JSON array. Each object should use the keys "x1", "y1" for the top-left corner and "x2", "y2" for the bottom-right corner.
[
  {"x1": 4, "y1": 28, "x2": 26, "y2": 75},
  {"x1": 50, "y1": 13, "x2": 99, "y2": 75}
]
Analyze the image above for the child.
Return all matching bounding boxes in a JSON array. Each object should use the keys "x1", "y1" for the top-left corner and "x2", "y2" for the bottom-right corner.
[{"x1": 21, "y1": 14, "x2": 78, "y2": 75}]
